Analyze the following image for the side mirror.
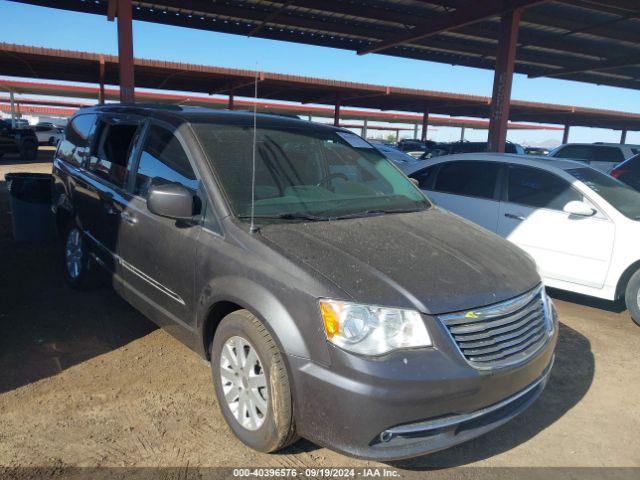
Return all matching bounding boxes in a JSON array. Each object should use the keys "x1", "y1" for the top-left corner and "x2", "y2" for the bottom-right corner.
[
  {"x1": 147, "y1": 182, "x2": 195, "y2": 220},
  {"x1": 563, "y1": 200, "x2": 596, "y2": 217}
]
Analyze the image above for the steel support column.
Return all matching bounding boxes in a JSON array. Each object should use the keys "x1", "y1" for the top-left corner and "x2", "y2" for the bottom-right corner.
[
  {"x1": 421, "y1": 109, "x2": 429, "y2": 142},
  {"x1": 228, "y1": 90, "x2": 235, "y2": 110},
  {"x1": 562, "y1": 124, "x2": 570, "y2": 144},
  {"x1": 9, "y1": 91, "x2": 16, "y2": 128},
  {"x1": 395, "y1": 130, "x2": 400, "y2": 143},
  {"x1": 362, "y1": 119, "x2": 368, "y2": 138},
  {"x1": 115, "y1": 0, "x2": 135, "y2": 103},
  {"x1": 98, "y1": 55, "x2": 106, "y2": 104},
  {"x1": 333, "y1": 96, "x2": 341, "y2": 127},
  {"x1": 620, "y1": 129, "x2": 627, "y2": 144},
  {"x1": 488, "y1": 8, "x2": 523, "y2": 153},
  {"x1": 460, "y1": 126, "x2": 466, "y2": 141}
]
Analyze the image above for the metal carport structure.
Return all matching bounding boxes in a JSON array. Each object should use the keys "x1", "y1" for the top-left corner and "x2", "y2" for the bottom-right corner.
[
  {"x1": 7, "y1": 0, "x2": 640, "y2": 152},
  {"x1": 1, "y1": 43, "x2": 638, "y2": 140}
]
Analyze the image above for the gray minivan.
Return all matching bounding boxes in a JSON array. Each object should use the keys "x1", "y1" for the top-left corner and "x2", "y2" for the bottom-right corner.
[{"x1": 52, "y1": 105, "x2": 557, "y2": 460}]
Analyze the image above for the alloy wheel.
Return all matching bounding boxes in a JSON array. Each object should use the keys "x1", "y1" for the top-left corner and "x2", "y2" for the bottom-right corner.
[
  {"x1": 220, "y1": 336, "x2": 268, "y2": 431},
  {"x1": 65, "y1": 228, "x2": 83, "y2": 279}
]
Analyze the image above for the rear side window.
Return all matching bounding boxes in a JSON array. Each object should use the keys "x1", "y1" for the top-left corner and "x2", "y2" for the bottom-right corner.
[
  {"x1": 411, "y1": 165, "x2": 436, "y2": 190},
  {"x1": 591, "y1": 146, "x2": 624, "y2": 163},
  {"x1": 433, "y1": 161, "x2": 501, "y2": 199},
  {"x1": 507, "y1": 166, "x2": 581, "y2": 211},
  {"x1": 553, "y1": 145, "x2": 591, "y2": 161},
  {"x1": 134, "y1": 124, "x2": 199, "y2": 198}
]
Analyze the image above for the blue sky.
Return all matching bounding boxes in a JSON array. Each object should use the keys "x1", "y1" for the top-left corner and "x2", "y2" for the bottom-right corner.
[{"x1": 1, "y1": 1, "x2": 639, "y2": 145}]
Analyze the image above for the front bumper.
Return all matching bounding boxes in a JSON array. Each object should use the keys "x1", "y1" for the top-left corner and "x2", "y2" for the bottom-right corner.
[{"x1": 288, "y1": 322, "x2": 557, "y2": 461}]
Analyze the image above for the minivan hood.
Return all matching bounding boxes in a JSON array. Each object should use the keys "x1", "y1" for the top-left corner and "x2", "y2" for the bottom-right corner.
[{"x1": 259, "y1": 208, "x2": 540, "y2": 315}]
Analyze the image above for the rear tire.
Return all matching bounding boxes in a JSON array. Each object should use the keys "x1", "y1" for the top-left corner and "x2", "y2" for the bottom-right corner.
[
  {"x1": 62, "y1": 223, "x2": 98, "y2": 290},
  {"x1": 211, "y1": 310, "x2": 298, "y2": 453},
  {"x1": 20, "y1": 141, "x2": 37, "y2": 161},
  {"x1": 625, "y1": 269, "x2": 640, "y2": 327}
]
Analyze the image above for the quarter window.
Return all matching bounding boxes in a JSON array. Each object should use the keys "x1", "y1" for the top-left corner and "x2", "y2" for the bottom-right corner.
[
  {"x1": 507, "y1": 166, "x2": 581, "y2": 211},
  {"x1": 433, "y1": 161, "x2": 500, "y2": 200},
  {"x1": 66, "y1": 114, "x2": 96, "y2": 147},
  {"x1": 134, "y1": 125, "x2": 199, "y2": 198}
]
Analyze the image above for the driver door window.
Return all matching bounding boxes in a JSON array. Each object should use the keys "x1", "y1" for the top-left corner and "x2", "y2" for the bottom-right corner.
[{"x1": 134, "y1": 124, "x2": 199, "y2": 198}]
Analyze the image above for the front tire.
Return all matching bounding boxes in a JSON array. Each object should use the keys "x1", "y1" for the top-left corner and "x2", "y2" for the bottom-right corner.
[
  {"x1": 62, "y1": 224, "x2": 98, "y2": 289},
  {"x1": 211, "y1": 310, "x2": 298, "y2": 453},
  {"x1": 625, "y1": 269, "x2": 640, "y2": 327}
]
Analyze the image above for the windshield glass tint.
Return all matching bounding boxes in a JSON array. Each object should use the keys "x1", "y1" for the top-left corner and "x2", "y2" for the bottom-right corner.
[
  {"x1": 567, "y1": 167, "x2": 640, "y2": 220},
  {"x1": 193, "y1": 122, "x2": 429, "y2": 220}
]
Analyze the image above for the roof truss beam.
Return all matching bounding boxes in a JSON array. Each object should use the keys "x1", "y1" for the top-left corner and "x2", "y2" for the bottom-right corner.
[{"x1": 357, "y1": 0, "x2": 548, "y2": 55}]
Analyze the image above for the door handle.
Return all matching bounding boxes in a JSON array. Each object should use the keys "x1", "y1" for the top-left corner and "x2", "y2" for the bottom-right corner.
[
  {"x1": 121, "y1": 212, "x2": 137, "y2": 225},
  {"x1": 505, "y1": 213, "x2": 525, "y2": 221}
]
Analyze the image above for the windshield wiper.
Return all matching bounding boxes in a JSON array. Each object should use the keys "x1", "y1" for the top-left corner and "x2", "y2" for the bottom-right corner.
[
  {"x1": 238, "y1": 212, "x2": 327, "y2": 222},
  {"x1": 330, "y1": 208, "x2": 422, "y2": 220}
]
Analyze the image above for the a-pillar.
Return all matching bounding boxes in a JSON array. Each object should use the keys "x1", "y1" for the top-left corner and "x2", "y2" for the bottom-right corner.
[{"x1": 487, "y1": 8, "x2": 523, "y2": 152}]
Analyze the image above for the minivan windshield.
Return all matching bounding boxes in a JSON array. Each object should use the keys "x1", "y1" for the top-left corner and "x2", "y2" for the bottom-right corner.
[
  {"x1": 567, "y1": 167, "x2": 640, "y2": 220},
  {"x1": 193, "y1": 122, "x2": 430, "y2": 221}
]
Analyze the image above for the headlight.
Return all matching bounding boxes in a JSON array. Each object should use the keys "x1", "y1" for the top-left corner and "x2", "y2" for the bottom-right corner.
[
  {"x1": 319, "y1": 299, "x2": 432, "y2": 356},
  {"x1": 541, "y1": 288, "x2": 557, "y2": 336}
]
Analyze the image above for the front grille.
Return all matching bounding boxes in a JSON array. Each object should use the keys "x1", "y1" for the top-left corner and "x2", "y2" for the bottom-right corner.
[{"x1": 439, "y1": 286, "x2": 549, "y2": 370}]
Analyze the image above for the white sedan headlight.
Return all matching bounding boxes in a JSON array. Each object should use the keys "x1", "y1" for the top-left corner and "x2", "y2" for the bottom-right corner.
[{"x1": 319, "y1": 299, "x2": 432, "y2": 356}]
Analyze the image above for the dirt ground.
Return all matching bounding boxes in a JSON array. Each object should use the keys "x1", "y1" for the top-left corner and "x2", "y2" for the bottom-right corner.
[{"x1": 0, "y1": 151, "x2": 639, "y2": 473}]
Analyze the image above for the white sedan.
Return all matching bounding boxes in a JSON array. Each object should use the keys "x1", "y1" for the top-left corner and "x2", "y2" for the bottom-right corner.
[
  {"x1": 403, "y1": 153, "x2": 640, "y2": 325},
  {"x1": 32, "y1": 124, "x2": 63, "y2": 145}
]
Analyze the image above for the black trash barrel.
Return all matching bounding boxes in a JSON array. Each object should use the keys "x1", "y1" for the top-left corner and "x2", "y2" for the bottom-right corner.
[{"x1": 5, "y1": 172, "x2": 55, "y2": 243}]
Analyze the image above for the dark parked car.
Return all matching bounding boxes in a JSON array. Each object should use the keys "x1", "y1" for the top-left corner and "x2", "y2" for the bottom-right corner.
[
  {"x1": 397, "y1": 138, "x2": 436, "y2": 153},
  {"x1": 53, "y1": 105, "x2": 557, "y2": 461},
  {"x1": 0, "y1": 119, "x2": 38, "y2": 160},
  {"x1": 549, "y1": 142, "x2": 640, "y2": 173},
  {"x1": 525, "y1": 147, "x2": 550, "y2": 156},
  {"x1": 421, "y1": 141, "x2": 525, "y2": 159},
  {"x1": 611, "y1": 154, "x2": 640, "y2": 192}
]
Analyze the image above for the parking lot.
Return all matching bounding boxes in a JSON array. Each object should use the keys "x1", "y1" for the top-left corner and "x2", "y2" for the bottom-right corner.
[{"x1": 1, "y1": 151, "x2": 639, "y2": 472}]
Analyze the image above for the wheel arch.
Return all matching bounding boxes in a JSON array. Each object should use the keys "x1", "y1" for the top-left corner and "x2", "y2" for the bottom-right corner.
[
  {"x1": 197, "y1": 276, "x2": 316, "y2": 363},
  {"x1": 615, "y1": 260, "x2": 640, "y2": 300}
]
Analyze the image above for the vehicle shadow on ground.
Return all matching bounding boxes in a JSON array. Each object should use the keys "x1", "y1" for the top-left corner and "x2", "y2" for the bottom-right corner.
[
  {"x1": 389, "y1": 321, "x2": 594, "y2": 469},
  {"x1": 0, "y1": 151, "x2": 53, "y2": 167},
  {"x1": 547, "y1": 287, "x2": 627, "y2": 314},
  {"x1": 0, "y1": 183, "x2": 157, "y2": 394}
]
